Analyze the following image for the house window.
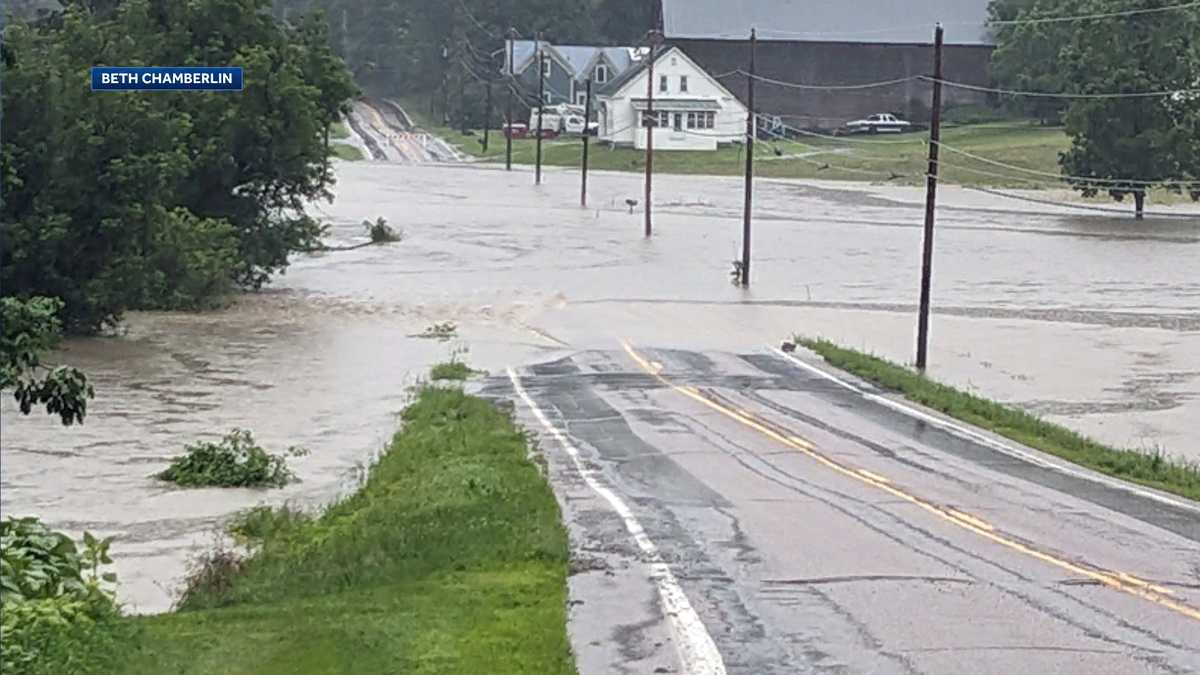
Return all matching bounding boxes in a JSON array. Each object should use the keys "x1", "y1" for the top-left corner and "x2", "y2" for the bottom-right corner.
[
  {"x1": 673, "y1": 113, "x2": 683, "y2": 131},
  {"x1": 594, "y1": 64, "x2": 609, "y2": 83},
  {"x1": 659, "y1": 110, "x2": 670, "y2": 127},
  {"x1": 543, "y1": 90, "x2": 552, "y2": 103},
  {"x1": 680, "y1": 76, "x2": 688, "y2": 93},
  {"x1": 659, "y1": 75, "x2": 668, "y2": 93},
  {"x1": 576, "y1": 91, "x2": 587, "y2": 105},
  {"x1": 686, "y1": 112, "x2": 697, "y2": 129},
  {"x1": 541, "y1": 55, "x2": 551, "y2": 77},
  {"x1": 704, "y1": 111, "x2": 715, "y2": 129}
]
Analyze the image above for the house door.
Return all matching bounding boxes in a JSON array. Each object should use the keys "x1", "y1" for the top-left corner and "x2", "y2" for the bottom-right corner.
[{"x1": 673, "y1": 113, "x2": 683, "y2": 131}]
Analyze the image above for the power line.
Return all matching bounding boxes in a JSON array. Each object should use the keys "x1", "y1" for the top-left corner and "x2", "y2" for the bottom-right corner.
[
  {"x1": 920, "y1": 76, "x2": 1200, "y2": 99},
  {"x1": 989, "y1": 1, "x2": 1200, "y2": 26},
  {"x1": 763, "y1": 117, "x2": 927, "y2": 145},
  {"x1": 956, "y1": 184, "x2": 1200, "y2": 219},
  {"x1": 455, "y1": 0, "x2": 499, "y2": 39},
  {"x1": 703, "y1": 1, "x2": 1199, "y2": 41},
  {"x1": 730, "y1": 70, "x2": 919, "y2": 91},
  {"x1": 934, "y1": 141, "x2": 1200, "y2": 187}
]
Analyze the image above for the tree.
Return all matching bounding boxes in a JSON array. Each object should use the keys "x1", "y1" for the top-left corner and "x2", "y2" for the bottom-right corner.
[
  {"x1": 1056, "y1": 0, "x2": 1200, "y2": 218},
  {"x1": 1, "y1": 0, "x2": 357, "y2": 332},
  {"x1": 594, "y1": 0, "x2": 657, "y2": 44},
  {"x1": 0, "y1": 297, "x2": 93, "y2": 425},
  {"x1": 988, "y1": 0, "x2": 1079, "y2": 124}
]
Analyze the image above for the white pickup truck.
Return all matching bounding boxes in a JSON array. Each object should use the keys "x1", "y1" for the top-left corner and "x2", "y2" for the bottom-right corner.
[{"x1": 845, "y1": 113, "x2": 912, "y2": 134}]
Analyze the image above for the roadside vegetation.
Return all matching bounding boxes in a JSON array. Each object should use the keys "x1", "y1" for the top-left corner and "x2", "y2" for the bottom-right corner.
[
  {"x1": 330, "y1": 143, "x2": 364, "y2": 161},
  {"x1": 2, "y1": 0, "x2": 356, "y2": 334},
  {"x1": 106, "y1": 381, "x2": 574, "y2": 674},
  {"x1": 157, "y1": 429, "x2": 307, "y2": 489},
  {"x1": 430, "y1": 360, "x2": 476, "y2": 381},
  {"x1": 798, "y1": 338, "x2": 1200, "y2": 502}
]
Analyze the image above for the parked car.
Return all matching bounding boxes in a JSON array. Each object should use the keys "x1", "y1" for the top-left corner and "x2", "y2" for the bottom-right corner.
[
  {"x1": 845, "y1": 113, "x2": 912, "y2": 134},
  {"x1": 503, "y1": 122, "x2": 528, "y2": 139}
]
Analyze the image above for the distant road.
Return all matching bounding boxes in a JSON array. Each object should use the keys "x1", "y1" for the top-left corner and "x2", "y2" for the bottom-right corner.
[{"x1": 345, "y1": 98, "x2": 465, "y2": 163}]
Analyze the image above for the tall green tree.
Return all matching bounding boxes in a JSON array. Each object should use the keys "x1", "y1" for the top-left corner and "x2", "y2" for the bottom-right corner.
[
  {"x1": 988, "y1": 0, "x2": 1078, "y2": 124},
  {"x1": 1056, "y1": 0, "x2": 1200, "y2": 217},
  {"x1": 1, "y1": 0, "x2": 356, "y2": 331}
]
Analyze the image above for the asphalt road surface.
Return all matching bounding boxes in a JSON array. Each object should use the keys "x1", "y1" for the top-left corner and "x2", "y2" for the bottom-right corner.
[{"x1": 488, "y1": 344, "x2": 1200, "y2": 675}]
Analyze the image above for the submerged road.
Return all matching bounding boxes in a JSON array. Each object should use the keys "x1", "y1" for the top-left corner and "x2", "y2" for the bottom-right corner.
[{"x1": 489, "y1": 345, "x2": 1200, "y2": 675}]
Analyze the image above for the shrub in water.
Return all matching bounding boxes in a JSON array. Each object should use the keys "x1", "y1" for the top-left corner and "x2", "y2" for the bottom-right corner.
[{"x1": 158, "y1": 429, "x2": 307, "y2": 488}]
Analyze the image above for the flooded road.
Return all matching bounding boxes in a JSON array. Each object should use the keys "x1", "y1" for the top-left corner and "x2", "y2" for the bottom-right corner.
[{"x1": 2, "y1": 161, "x2": 1197, "y2": 613}]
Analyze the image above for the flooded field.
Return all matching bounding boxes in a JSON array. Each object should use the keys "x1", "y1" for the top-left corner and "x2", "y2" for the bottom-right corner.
[{"x1": 3, "y1": 161, "x2": 1197, "y2": 613}]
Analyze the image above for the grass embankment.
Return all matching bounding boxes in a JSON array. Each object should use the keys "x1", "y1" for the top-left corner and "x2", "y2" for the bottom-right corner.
[
  {"x1": 330, "y1": 143, "x2": 364, "y2": 161},
  {"x1": 328, "y1": 119, "x2": 365, "y2": 160},
  {"x1": 400, "y1": 92, "x2": 1069, "y2": 189},
  {"x1": 799, "y1": 338, "x2": 1200, "y2": 502},
  {"x1": 109, "y1": 385, "x2": 575, "y2": 674}
]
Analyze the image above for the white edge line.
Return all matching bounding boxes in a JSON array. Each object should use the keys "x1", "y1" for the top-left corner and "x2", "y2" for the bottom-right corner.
[
  {"x1": 771, "y1": 348, "x2": 1200, "y2": 515},
  {"x1": 506, "y1": 367, "x2": 727, "y2": 675}
]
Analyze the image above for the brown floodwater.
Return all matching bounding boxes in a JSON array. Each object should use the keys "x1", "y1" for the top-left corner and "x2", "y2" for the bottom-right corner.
[{"x1": 2, "y1": 161, "x2": 1197, "y2": 613}]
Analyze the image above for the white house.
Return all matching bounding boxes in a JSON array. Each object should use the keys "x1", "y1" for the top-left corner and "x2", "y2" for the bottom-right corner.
[{"x1": 597, "y1": 46, "x2": 747, "y2": 151}]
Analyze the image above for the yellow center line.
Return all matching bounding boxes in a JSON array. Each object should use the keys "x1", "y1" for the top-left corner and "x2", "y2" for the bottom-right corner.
[{"x1": 621, "y1": 340, "x2": 1200, "y2": 623}]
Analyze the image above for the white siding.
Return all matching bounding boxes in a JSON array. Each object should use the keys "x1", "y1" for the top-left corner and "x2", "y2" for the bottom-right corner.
[{"x1": 598, "y1": 47, "x2": 746, "y2": 151}]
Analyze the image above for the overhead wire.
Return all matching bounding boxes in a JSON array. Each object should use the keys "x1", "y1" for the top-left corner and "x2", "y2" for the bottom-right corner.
[
  {"x1": 934, "y1": 141, "x2": 1200, "y2": 187},
  {"x1": 730, "y1": 70, "x2": 920, "y2": 91},
  {"x1": 920, "y1": 76, "x2": 1200, "y2": 99},
  {"x1": 710, "y1": 1, "x2": 1200, "y2": 41},
  {"x1": 988, "y1": 1, "x2": 1200, "y2": 26}
]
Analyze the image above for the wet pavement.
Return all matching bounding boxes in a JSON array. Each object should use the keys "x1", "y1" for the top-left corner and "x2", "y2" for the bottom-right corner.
[
  {"x1": 2, "y1": 160, "x2": 1198, "y2": 638},
  {"x1": 494, "y1": 347, "x2": 1200, "y2": 674}
]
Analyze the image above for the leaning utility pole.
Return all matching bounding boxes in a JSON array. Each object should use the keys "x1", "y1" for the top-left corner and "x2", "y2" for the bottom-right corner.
[
  {"x1": 482, "y1": 79, "x2": 492, "y2": 152},
  {"x1": 581, "y1": 78, "x2": 593, "y2": 207},
  {"x1": 915, "y1": 23, "x2": 944, "y2": 372},
  {"x1": 643, "y1": 32, "x2": 659, "y2": 237},
  {"x1": 535, "y1": 32, "x2": 545, "y2": 185},
  {"x1": 506, "y1": 28, "x2": 516, "y2": 170},
  {"x1": 741, "y1": 28, "x2": 757, "y2": 287}
]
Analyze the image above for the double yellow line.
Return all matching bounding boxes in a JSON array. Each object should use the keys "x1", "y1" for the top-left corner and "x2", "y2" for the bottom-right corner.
[{"x1": 621, "y1": 340, "x2": 1200, "y2": 623}]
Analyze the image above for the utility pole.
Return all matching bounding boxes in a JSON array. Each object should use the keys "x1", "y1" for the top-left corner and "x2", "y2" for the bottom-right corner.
[
  {"x1": 581, "y1": 78, "x2": 592, "y2": 207},
  {"x1": 643, "y1": 32, "x2": 658, "y2": 237},
  {"x1": 482, "y1": 80, "x2": 492, "y2": 152},
  {"x1": 535, "y1": 32, "x2": 545, "y2": 186},
  {"x1": 741, "y1": 28, "x2": 757, "y2": 287},
  {"x1": 915, "y1": 23, "x2": 944, "y2": 372},
  {"x1": 459, "y1": 63, "x2": 468, "y2": 135},
  {"x1": 505, "y1": 28, "x2": 515, "y2": 171}
]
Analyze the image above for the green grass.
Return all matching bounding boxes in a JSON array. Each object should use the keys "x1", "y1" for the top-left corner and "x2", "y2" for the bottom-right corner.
[
  {"x1": 798, "y1": 338, "x2": 1200, "y2": 502},
  {"x1": 430, "y1": 361, "x2": 475, "y2": 381},
  {"x1": 330, "y1": 143, "x2": 364, "y2": 161},
  {"x1": 398, "y1": 93, "x2": 1071, "y2": 188},
  {"x1": 106, "y1": 385, "x2": 575, "y2": 675},
  {"x1": 330, "y1": 120, "x2": 351, "y2": 140}
]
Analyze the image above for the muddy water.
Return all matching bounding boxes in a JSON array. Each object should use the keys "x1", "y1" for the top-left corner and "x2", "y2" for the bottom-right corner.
[{"x1": 2, "y1": 161, "x2": 1197, "y2": 613}]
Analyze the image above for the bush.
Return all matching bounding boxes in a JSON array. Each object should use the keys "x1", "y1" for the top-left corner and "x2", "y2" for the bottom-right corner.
[
  {"x1": 1, "y1": 595, "x2": 126, "y2": 675},
  {"x1": 227, "y1": 505, "x2": 312, "y2": 544},
  {"x1": 157, "y1": 429, "x2": 307, "y2": 488},
  {"x1": 0, "y1": 518, "x2": 125, "y2": 675},
  {"x1": 0, "y1": 518, "x2": 114, "y2": 602},
  {"x1": 364, "y1": 217, "x2": 401, "y2": 243}
]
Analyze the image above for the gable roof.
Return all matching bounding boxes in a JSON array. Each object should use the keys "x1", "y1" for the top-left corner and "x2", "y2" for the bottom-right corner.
[
  {"x1": 661, "y1": 0, "x2": 995, "y2": 46},
  {"x1": 506, "y1": 41, "x2": 638, "y2": 78},
  {"x1": 597, "y1": 45, "x2": 744, "y2": 108}
]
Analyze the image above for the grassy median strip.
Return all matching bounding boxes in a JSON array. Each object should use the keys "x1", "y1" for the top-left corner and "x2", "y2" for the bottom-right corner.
[
  {"x1": 798, "y1": 338, "x2": 1200, "y2": 502},
  {"x1": 110, "y1": 384, "x2": 576, "y2": 674}
]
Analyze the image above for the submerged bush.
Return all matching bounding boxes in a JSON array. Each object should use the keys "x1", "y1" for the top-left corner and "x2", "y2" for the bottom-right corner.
[
  {"x1": 364, "y1": 217, "x2": 401, "y2": 243},
  {"x1": 158, "y1": 429, "x2": 307, "y2": 488}
]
